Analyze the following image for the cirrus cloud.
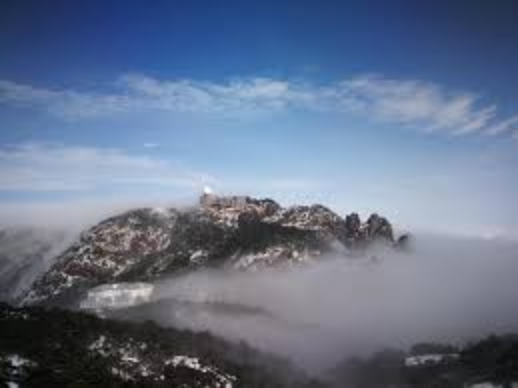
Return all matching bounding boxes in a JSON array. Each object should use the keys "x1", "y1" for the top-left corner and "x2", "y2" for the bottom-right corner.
[
  {"x1": 0, "y1": 142, "x2": 214, "y2": 192},
  {"x1": 0, "y1": 74, "x2": 517, "y2": 139}
]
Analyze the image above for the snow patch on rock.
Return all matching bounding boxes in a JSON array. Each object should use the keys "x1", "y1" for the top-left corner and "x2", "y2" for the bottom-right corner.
[{"x1": 80, "y1": 282, "x2": 154, "y2": 310}]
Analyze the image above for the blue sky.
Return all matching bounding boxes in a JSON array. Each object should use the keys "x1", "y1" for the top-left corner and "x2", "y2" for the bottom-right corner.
[{"x1": 0, "y1": 0, "x2": 517, "y2": 237}]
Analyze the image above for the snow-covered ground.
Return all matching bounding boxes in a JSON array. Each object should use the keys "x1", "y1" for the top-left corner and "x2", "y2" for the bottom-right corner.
[
  {"x1": 0, "y1": 353, "x2": 37, "y2": 387},
  {"x1": 404, "y1": 353, "x2": 459, "y2": 367},
  {"x1": 88, "y1": 334, "x2": 236, "y2": 387},
  {"x1": 80, "y1": 282, "x2": 154, "y2": 310}
]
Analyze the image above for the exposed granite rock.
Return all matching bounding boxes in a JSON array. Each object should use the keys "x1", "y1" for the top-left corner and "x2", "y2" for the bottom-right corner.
[{"x1": 22, "y1": 194, "x2": 404, "y2": 307}]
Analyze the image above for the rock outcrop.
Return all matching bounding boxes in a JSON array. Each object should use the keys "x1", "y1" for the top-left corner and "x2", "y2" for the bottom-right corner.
[{"x1": 21, "y1": 194, "x2": 403, "y2": 307}]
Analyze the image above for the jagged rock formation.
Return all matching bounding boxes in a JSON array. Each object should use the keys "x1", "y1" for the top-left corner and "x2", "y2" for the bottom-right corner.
[
  {"x1": 22, "y1": 194, "x2": 404, "y2": 307},
  {"x1": 0, "y1": 302, "x2": 322, "y2": 387}
]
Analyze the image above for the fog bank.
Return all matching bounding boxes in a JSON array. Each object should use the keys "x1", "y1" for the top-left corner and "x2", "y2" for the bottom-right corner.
[{"x1": 139, "y1": 234, "x2": 518, "y2": 372}]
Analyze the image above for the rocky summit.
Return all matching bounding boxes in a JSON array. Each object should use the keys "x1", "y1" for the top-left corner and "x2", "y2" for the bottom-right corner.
[{"x1": 21, "y1": 194, "x2": 407, "y2": 307}]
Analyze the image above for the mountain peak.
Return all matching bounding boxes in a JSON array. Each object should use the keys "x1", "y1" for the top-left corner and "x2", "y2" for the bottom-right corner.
[{"x1": 21, "y1": 194, "x2": 406, "y2": 307}]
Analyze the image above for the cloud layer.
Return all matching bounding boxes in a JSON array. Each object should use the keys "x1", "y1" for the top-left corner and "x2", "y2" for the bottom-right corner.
[
  {"x1": 138, "y1": 235, "x2": 518, "y2": 371},
  {"x1": 0, "y1": 143, "x2": 212, "y2": 192},
  {"x1": 1, "y1": 74, "x2": 517, "y2": 139},
  {"x1": 0, "y1": 142, "x2": 321, "y2": 212}
]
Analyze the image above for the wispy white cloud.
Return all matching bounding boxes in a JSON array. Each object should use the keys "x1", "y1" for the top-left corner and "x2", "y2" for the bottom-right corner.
[
  {"x1": 0, "y1": 80, "x2": 132, "y2": 119},
  {"x1": 143, "y1": 142, "x2": 160, "y2": 149},
  {"x1": 0, "y1": 142, "x2": 325, "y2": 200},
  {"x1": 0, "y1": 143, "x2": 213, "y2": 192},
  {"x1": 0, "y1": 74, "x2": 516, "y2": 139},
  {"x1": 337, "y1": 75, "x2": 497, "y2": 135},
  {"x1": 117, "y1": 74, "x2": 312, "y2": 115},
  {"x1": 484, "y1": 114, "x2": 518, "y2": 136}
]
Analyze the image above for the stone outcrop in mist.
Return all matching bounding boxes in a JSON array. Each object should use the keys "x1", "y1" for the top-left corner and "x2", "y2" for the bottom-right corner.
[{"x1": 21, "y1": 193, "x2": 406, "y2": 307}]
